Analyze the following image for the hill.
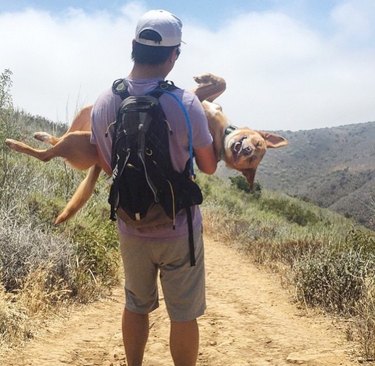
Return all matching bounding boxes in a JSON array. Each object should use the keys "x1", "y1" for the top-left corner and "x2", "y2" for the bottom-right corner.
[
  {"x1": 1, "y1": 105, "x2": 375, "y2": 360},
  {"x1": 220, "y1": 121, "x2": 375, "y2": 230}
]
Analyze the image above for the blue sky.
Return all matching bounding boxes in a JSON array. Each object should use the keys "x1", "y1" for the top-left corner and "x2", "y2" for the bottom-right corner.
[
  {"x1": 1, "y1": 0, "x2": 375, "y2": 131},
  {"x1": 0, "y1": 0, "x2": 341, "y2": 31}
]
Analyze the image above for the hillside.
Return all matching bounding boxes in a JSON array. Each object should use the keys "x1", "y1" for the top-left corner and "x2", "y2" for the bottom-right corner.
[
  {"x1": 225, "y1": 121, "x2": 375, "y2": 230},
  {"x1": 1, "y1": 105, "x2": 375, "y2": 361}
]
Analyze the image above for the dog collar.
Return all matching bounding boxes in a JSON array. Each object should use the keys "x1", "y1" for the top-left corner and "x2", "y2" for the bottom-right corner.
[
  {"x1": 220, "y1": 125, "x2": 237, "y2": 160},
  {"x1": 224, "y1": 125, "x2": 237, "y2": 136}
]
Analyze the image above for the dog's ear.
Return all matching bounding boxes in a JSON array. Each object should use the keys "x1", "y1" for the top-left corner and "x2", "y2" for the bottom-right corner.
[
  {"x1": 257, "y1": 131, "x2": 288, "y2": 148},
  {"x1": 241, "y1": 168, "x2": 256, "y2": 189}
]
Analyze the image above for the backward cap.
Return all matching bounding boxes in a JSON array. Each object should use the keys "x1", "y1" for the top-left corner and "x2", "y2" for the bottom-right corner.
[{"x1": 135, "y1": 9, "x2": 183, "y2": 47}]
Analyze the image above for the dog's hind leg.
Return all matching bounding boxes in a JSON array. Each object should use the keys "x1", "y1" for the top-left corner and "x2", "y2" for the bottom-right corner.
[
  {"x1": 33, "y1": 105, "x2": 93, "y2": 146},
  {"x1": 5, "y1": 138, "x2": 56, "y2": 162},
  {"x1": 54, "y1": 164, "x2": 102, "y2": 224},
  {"x1": 6, "y1": 131, "x2": 97, "y2": 170}
]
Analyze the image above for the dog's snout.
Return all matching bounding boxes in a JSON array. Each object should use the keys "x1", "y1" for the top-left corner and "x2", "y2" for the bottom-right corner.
[{"x1": 243, "y1": 146, "x2": 253, "y2": 156}]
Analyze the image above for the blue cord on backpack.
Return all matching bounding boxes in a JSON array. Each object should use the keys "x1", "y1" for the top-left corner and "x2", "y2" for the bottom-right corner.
[{"x1": 155, "y1": 89, "x2": 195, "y2": 178}]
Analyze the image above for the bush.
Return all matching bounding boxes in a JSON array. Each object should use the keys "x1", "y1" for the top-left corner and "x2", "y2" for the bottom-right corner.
[
  {"x1": 295, "y1": 248, "x2": 369, "y2": 314},
  {"x1": 229, "y1": 175, "x2": 251, "y2": 193},
  {"x1": 346, "y1": 229, "x2": 375, "y2": 259},
  {"x1": 259, "y1": 196, "x2": 319, "y2": 226},
  {"x1": 229, "y1": 175, "x2": 262, "y2": 198},
  {"x1": 0, "y1": 221, "x2": 74, "y2": 292}
]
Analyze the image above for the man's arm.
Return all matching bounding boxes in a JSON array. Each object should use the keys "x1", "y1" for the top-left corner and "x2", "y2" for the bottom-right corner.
[{"x1": 194, "y1": 144, "x2": 217, "y2": 175}]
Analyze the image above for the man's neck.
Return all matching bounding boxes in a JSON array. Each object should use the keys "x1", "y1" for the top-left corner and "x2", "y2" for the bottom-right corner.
[{"x1": 128, "y1": 63, "x2": 170, "y2": 80}]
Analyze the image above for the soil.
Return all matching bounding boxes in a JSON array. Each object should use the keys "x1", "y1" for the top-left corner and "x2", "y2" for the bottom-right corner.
[{"x1": 1, "y1": 237, "x2": 361, "y2": 365}]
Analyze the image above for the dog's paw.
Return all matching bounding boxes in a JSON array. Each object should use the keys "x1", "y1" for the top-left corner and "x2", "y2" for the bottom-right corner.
[
  {"x1": 34, "y1": 131, "x2": 52, "y2": 142},
  {"x1": 5, "y1": 138, "x2": 16, "y2": 148},
  {"x1": 5, "y1": 139, "x2": 23, "y2": 152},
  {"x1": 194, "y1": 73, "x2": 225, "y2": 86}
]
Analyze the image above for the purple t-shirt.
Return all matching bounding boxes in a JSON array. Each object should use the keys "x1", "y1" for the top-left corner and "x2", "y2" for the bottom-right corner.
[{"x1": 91, "y1": 77, "x2": 212, "y2": 239}]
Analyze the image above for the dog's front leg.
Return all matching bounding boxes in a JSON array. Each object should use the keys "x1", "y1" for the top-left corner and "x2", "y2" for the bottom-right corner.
[
  {"x1": 193, "y1": 73, "x2": 226, "y2": 102},
  {"x1": 54, "y1": 164, "x2": 102, "y2": 224}
]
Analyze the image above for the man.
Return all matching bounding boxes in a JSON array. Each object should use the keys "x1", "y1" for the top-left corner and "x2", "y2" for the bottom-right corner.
[{"x1": 91, "y1": 9, "x2": 217, "y2": 366}]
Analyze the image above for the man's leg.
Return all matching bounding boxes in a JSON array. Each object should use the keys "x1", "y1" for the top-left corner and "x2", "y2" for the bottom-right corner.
[
  {"x1": 170, "y1": 319, "x2": 199, "y2": 366},
  {"x1": 122, "y1": 308, "x2": 149, "y2": 366},
  {"x1": 119, "y1": 234, "x2": 160, "y2": 365}
]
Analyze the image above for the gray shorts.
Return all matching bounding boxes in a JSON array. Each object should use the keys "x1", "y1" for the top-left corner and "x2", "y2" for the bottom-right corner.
[{"x1": 119, "y1": 226, "x2": 206, "y2": 322}]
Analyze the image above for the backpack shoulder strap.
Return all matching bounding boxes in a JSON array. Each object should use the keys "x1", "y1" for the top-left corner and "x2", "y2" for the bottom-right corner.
[{"x1": 152, "y1": 81, "x2": 195, "y2": 178}]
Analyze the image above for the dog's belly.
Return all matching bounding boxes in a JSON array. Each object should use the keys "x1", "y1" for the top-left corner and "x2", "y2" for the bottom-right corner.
[{"x1": 57, "y1": 132, "x2": 99, "y2": 170}]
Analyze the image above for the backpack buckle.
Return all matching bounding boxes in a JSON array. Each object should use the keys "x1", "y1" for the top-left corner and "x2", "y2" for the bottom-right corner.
[
  {"x1": 158, "y1": 80, "x2": 175, "y2": 90},
  {"x1": 112, "y1": 79, "x2": 129, "y2": 99}
]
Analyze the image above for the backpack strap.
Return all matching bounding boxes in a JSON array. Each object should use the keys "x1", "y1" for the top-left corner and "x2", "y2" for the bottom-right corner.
[
  {"x1": 186, "y1": 207, "x2": 196, "y2": 266},
  {"x1": 152, "y1": 82, "x2": 195, "y2": 179}
]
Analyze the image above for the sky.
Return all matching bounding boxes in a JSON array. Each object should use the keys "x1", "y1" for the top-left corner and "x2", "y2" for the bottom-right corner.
[{"x1": 1, "y1": 0, "x2": 375, "y2": 131}]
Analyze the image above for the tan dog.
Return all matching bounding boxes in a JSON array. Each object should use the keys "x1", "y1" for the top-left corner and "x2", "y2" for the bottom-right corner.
[
  {"x1": 192, "y1": 74, "x2": 288, "y2": 186},
  {"x1": 5, "y1": 73, "x2": 287, "y2": 224}
]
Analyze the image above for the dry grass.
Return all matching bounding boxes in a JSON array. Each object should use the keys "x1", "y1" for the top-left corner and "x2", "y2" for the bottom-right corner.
[
  {"x1": 355, "y1": 278, "x2": 375, "y2": 361},
  {"x1": 0, "y1": 286, "x2": 31, "y2": 348},
  {"x1": 0, "y1": 265, "x2": 72, "y2": 349},
  {"x1": 15, "y1": 265, "x2": 72, "y2": 316}
]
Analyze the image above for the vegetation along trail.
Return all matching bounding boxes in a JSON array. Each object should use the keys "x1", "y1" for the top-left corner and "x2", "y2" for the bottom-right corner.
[{"x1": 2, "y1": 236, "x2": 358, "y2": 366}]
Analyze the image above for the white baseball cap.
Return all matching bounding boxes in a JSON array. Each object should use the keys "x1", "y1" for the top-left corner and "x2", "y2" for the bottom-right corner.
[{"x1": 135, "y1": 9, "x2": 183, "y2": 47}]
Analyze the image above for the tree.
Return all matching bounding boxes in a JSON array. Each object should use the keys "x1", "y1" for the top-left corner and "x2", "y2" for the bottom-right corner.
[{"x1": 0, "y1": 69, "x2": 14, "y2": 157}]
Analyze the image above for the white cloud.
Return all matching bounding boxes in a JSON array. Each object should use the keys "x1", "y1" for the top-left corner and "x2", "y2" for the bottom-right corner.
[
  {"x1": 0, "y1": 1, "x2": 374, "y2": 131},
  {"x1": 0, "y1": 3, "x2": 145, "y2": 121},
  {"x1": 331, "y1": 0, "x2": 375, "y2": 43}
]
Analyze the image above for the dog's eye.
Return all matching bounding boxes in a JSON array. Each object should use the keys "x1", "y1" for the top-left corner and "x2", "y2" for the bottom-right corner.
[{"x1": 256, "y1": 141, "x2": 262, "y2": 148}]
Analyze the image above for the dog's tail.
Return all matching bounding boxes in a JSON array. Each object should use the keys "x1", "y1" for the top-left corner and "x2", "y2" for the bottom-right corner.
[{"x1": 55, "y1": 164, "x2": 102, "y2": 225}]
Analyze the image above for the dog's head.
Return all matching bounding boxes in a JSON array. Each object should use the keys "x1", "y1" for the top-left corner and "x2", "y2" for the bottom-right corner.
[{"x1": 223, "y1": 128, "x2": 288, "y2": 188}]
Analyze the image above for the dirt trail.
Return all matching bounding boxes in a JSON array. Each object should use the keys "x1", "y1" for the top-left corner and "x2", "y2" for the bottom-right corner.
[{"x1": 2, "y1": 237, "x2": 359, "y2": 366}]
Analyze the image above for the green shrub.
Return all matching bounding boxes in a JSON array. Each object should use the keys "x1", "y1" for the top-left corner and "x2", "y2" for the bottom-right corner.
[
  {"x1": 66, "y1": 215, "x2": 120, "y2": 288},
  {"x1": 229, "y1": 175, "x2": 251, "y2": 193},
  {"x1": 229, "y1": 175, "x2": 262, "y2": 198},
  {"x1": 259, "y1": 196, "x2": 320, "y2": 226}
]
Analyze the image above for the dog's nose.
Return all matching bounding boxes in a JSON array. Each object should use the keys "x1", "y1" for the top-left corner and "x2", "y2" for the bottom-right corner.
[{"x1": 242, "y1": 146, "x2": 253, "y2": 156}]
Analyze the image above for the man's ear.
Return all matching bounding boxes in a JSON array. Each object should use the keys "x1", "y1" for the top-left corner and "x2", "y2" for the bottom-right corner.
[
  {"x1": 257, "y1": 131, "x2": 288, "y2": 148},
  {"x1": 170, "y1": 47, "x2": 179, "y2": 63}
]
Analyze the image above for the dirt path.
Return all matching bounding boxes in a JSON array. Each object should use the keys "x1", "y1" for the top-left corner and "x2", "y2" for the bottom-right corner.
[{"x1": 2, "y1": 237, "x2": 359, "y2": 366}]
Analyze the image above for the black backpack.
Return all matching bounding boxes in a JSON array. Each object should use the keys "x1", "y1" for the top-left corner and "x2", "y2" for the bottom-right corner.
[{"x1": 108, "y1": 79, "x2": 203, "y2": 265}]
